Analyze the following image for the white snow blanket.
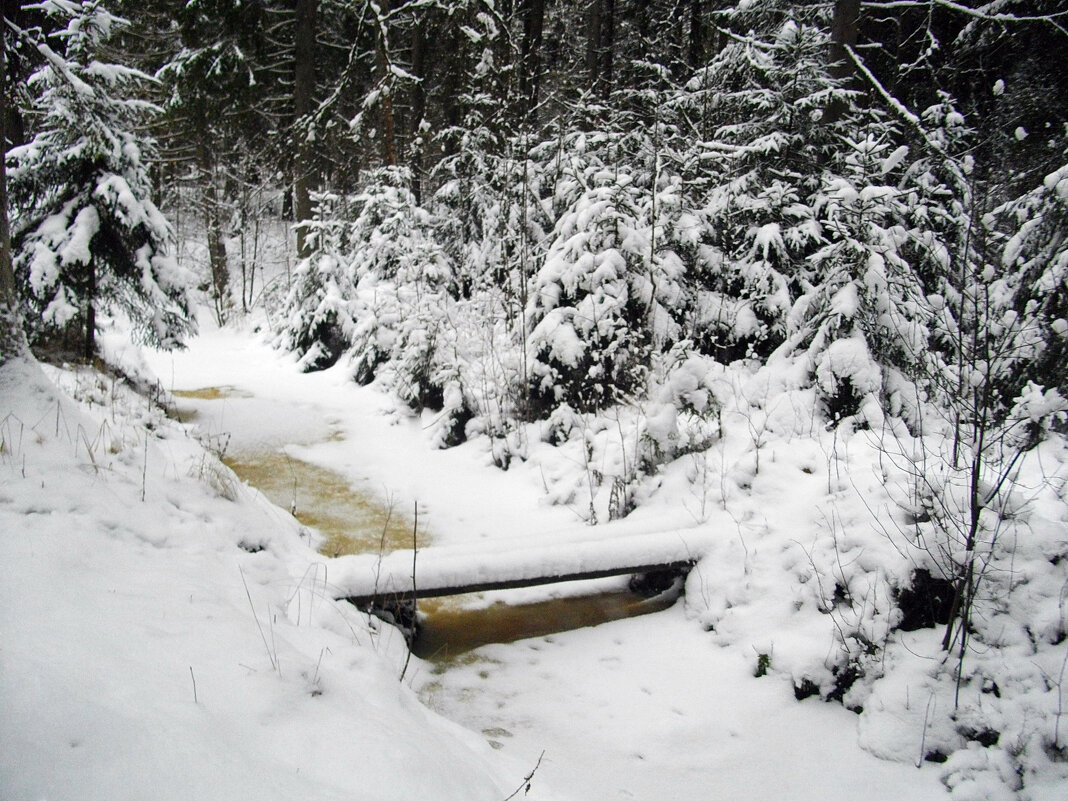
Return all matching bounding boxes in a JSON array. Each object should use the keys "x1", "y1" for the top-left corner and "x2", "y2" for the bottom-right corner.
[{"x1": 327, "y1": 529, "x2": 714, "y2": 601}]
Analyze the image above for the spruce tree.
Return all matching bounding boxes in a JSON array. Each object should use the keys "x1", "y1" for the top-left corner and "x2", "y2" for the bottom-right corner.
[{"x1": 7, "y1": 0, "x2": 194, "y2": 358}]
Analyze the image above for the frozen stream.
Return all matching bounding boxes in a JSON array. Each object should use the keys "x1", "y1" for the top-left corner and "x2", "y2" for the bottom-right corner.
[
  {"x1": 174, "y1": 388, "x2": 672, "y2": 662},
  {"x1": 146, "y1": 325, "x2": 948, "y2": 801}
]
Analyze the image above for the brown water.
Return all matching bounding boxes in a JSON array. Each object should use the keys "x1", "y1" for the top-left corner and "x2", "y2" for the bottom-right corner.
[
  {"x1": 177, "y1": 385, "x2": 674, "y2": 660},
  {"x1": 224, "y1": 450, "x2": 417, "y2": 557},
  {"x1": 414, "y1": 591, "x2": 676, "y2": 663},
  {"x1": 170, "y1": 386, "x2": 252, "y2": 423},
  {"x1": 174, "y1": 386, "x2": 252, "y2": 401}
]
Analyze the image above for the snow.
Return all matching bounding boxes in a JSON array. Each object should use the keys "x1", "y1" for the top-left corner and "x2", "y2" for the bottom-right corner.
[
  {"x1": 0, "y1": 353, "x2": 533, "y2": 801},
  {"x1": 814, "y1": 333, "x2": 882, "y2": 397},
  {"x1": 329, "y1": 527, "x2": 715, "y2": 601},
  {"x1": 4, "y1": 313, "x2": 1067, "y2": 801}
]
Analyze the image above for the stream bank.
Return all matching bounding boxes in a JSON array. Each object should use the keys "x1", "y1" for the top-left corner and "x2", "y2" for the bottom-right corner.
[
  {"x1": 174, "y1": 386, "x2": 676, "y2": 661},
  {"x1": 147, "y1": 327, "x2": 950, "y2": 801}
]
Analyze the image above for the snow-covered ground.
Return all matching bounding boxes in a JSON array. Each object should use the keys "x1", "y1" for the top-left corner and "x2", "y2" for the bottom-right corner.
[
  {"x1": 0, "y1": 343, "x2": 542, "y2": 801},
  {"x1": 3, "y1": 315, "x2": 1065, "y2": 800}
]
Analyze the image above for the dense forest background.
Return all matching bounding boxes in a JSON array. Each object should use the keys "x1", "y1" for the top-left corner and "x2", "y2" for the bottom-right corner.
[
  {"x1": 1, "y1": 0, "x2": 1066, "y2": 485},
  {"x1": 4, "y1": 1, "x2": 1066, "y2": 428}
]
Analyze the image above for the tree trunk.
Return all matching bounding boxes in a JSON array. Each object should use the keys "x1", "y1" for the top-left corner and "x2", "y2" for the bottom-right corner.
[
  {"x1": 826, "y1": 0, "x2": 860, "y2": 122},
  {"x1": 199, "y1": 145, "x2": 230, "y2": 325},
  {"x1": 409, "y1": 10, "x2": 428, "y2": 202},
  {"x1": 586, "y1": 0, "x2": 601, "y2": 89},
  {"x1": 84, "y1": 259, "x2": 96, "y2": 361},
  {"x1": 373, "y1": 0, "x2": 397, "y2": 167},
  {"x1": 0, "y1": 8, "x2": 27, "y2": 366},
  {"x1": 518, "y1": 0, "x2": 546, "y2": 119},
  {"x1": 601, "y1": 0, "x2": 614, "y2": 95},
  {"x1": 293, "y1": 0, "x2": 318, "y2": 257},
  {"x1": 586, "y1": 0, "x2": 614, "y2": 99},
  {"x1": 688, "y1": 0, "x2": 704, "y2": 69},
  {"x1": 829, "y1": 0, "x2": 860, "y2": 80}
]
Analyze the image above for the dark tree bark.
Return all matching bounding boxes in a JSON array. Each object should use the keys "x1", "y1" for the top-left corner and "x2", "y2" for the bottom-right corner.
[
  {"x1": 0, "y1": 6, "x2": 27, "y2": 365},
  {"x1": 688, "y1": 0, "x2": 704, "y2": 68},
  {"x1": 518, "y1": 0, "x2": 546, "y2": 119},
  {"x1": 293, "y1": 0, "x2": 318, "y2": 257},
  {"x1": 198, "y1": 144, "x2": 231, "y2": 325},
  {"x1": 586, "y1": 0, "x2": 614, "y2": 99},
  {"x1": 830, "y1": 0, "x2": 860, "y2": 80},
  {"x1": 586, "y1": 0, "x2": 601, "y2": 87},
  {"x1": 409, "y1": 10, "x2": 428, "y2": 201},
  {"x1": 83, "y1": 260, "x2": 96, "y2": 361},
  {"x1": 826, "y1": 0, "x2": 860, "y2": 121},
  {"x1": 373, "y1": 0, "x2": 397, "y2": 166}
]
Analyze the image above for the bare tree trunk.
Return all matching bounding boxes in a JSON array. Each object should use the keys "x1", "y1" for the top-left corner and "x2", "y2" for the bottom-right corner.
[
  {"x1": 826, "y1": 0, "x2": 860, "y2": 122},
  {"x1": 293, "y1": 0, "x2": 317, "y2": 257},
  {"x1": 409, "y1": 11, "x2": 427, "y2": 202},
  {"x1": 199, "y1": 145, "x2": 230, "y2": 325},
  {"x1": 373, "y1": 0, "x2": 397, "y2": 167},
  {"x1": 518, "y1": 0, "x2": 546, "y2": 118},
  {"x1": 601, "y1": 0, "x2": 614, "y2": 95},
  {"x1": 688, "y1": 0, "x2": 704, "y2": 68},
  {"x1": 586, "y1": 0, "x2": 601, "y2": 88},
  {"x1": 829, "y1": 0, "x2": 860, "y2": 79},
  {"x1": 586, "y1": 0, "x2": 614, "y2": 99},
  {"x1": 0, "y1": 12, "x2": 27, "y2": 365}
]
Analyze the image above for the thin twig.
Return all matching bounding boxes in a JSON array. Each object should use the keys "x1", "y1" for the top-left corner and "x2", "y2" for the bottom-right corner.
[
  {"x1": 917, "y1": 691, "x2": 935, "y2": 768},
  {"x1": 240, "y1": 567, "x2": 279, "y2": 673},
  {"x1": 141, "y1": 435, "x2": 148, "y2": 502},
  {"x1": 501, "y1": 750, "x2": 545, "y2": 801},
  {"x1": 399, "y1": 500, "x2": 418, "y2": 683}
]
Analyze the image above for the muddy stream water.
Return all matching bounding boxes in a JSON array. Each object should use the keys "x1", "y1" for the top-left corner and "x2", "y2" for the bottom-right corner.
[{"x1": 173, "y1": 387, "x2": 672, "y2": 666}]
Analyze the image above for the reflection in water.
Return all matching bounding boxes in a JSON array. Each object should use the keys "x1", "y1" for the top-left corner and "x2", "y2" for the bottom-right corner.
[
  {"x1": 224, "y1": 450, "x2": 416, "y2": 556},
  {"x1": 414, "y1": 591, "x2": 676, "y2": 663}
]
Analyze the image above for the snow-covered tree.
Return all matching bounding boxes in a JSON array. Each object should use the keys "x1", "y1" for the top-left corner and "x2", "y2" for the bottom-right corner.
[
  {"x1": 690, "y1": 18, "x2": 857, "y2": 361},
  {"x1": 0, "y1": 147, "x2": 24, "y2": 366},
  {"x1": 796, "y1": 131, "x2": 938, "y2": 422},
  {"x1": 989, "y1": 162, "x2": 1068, "y2": 403},
  {"x1": 431, "y1": 28, "x2": 513, "y2": 298},
  {"x1": 0, "y1": 13, "x2": 26, "y2": 366},
  {"x1": 526, "y1": 131, "x2": 687, "y2": 415},
  {"x1": 277, "y1": 191, "x2": 358, "y2": 370},
  {"x1": 7, "y1": 0, "x2": 194, "y2": 358}
]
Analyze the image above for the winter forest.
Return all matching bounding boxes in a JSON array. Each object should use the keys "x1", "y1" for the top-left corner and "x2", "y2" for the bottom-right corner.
[{"x1": 2, "y1": 1, "x2": 1068, "y2": 800}]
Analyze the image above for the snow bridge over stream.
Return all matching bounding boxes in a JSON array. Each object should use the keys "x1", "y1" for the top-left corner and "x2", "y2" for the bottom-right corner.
[{"x1": 327, "y1": 529, "x2": 715, "y2": 610}]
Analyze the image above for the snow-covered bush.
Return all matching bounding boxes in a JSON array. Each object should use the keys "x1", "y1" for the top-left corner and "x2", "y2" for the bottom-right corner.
[
  {"x1": 275, "y1": 167, "x2": 474, "y2": 445},
  {"x1": 987, "y1": 161, "x2": 1068, "y2": 406},
  {"x1": 344, "y1": 167, "x2": 454, "y2": 393},
  {"x1": 800, "y1": 133, "x2": 936, "y2": 423},
  {"x1": 278, "y1": 191, "x2": 358, "y2": 370}
]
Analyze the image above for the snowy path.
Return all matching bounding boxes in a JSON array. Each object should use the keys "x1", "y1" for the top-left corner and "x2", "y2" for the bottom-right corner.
[{"x1": 145, "y1": 324, "x2": 950, "y2": 801}]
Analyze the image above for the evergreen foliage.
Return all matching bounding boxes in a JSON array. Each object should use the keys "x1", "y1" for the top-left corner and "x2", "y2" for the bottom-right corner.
[{"x1": 7, "y1": 0, "x2": 194, "y2": 356}]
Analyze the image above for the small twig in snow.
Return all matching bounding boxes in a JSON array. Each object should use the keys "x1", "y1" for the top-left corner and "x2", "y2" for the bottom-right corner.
[
  {"x1": 501, "y1": 750, "x2": 545, "y2": 801},
  {"x1": 917, "y1": 691, "x2": 936, "y2": 768},
  {"x1": 399, "y1": 500, "x2": 418, "y2": 683}
]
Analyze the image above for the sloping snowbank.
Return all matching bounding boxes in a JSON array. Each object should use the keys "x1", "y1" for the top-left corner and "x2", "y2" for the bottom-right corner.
[{"x1": 0, "y1": 356, "x2": 544, "y2": 801}]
